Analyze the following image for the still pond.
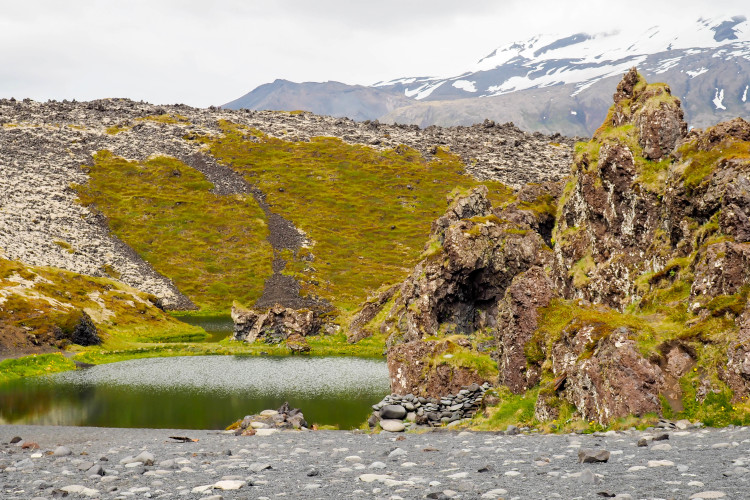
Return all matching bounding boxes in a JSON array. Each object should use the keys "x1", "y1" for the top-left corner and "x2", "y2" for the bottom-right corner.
[{"x1": 0, "y1": 356, "x2": 390, "y2": 430}]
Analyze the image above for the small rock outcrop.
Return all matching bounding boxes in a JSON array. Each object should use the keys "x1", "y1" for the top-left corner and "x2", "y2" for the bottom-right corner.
[
  {"x1": 229, "y1": 402, "x2": 309, "y2": 435},
  {"x1": 230, "y1": 303, "x2": 321, "y2": 344},
  {"x1": 54, "y1": 310, "x2": 102, "y2": 346},
  {"x1": 388, "y1": 340, "x2": 492, "y2": 396},
  {"x1": 535, "y1": 324, "x2": 664, "y2": 423},
  {"x1": 361, "y1": 183, "x2": 556, "y2": 398},
  {"x1": 380, "y1": 185, "x2": 552, "y2": 346}
]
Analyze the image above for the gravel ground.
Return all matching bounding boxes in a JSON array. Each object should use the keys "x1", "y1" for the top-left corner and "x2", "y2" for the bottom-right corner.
[{"x1": 2, "y1": 424, "x2": 749, "y2": 499}]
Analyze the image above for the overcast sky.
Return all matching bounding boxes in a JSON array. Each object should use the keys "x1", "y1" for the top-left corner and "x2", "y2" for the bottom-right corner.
[{"x1": 0, "y1": 0, "x2": 745, "y2": 107}]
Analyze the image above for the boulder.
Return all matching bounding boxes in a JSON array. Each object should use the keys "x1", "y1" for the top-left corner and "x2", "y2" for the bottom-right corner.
[
  {"x1": 286, "y1": 333, "x2": 311, "y2": 354},
  {"x1": 578, "y1": 449, "x2": 610, "y2": 463},
  {"x1": 379, "y1": 419, "x2": 405, "y2": 432},
  {"x1": 231, "y1": 303, "x2": 320, "y2": 343},
  {"x1": 54, "y1": 310, "x2": 101, "y2": 346},
  {"x1": 379, "y1": 405, "x2": 407, "y2": 420}
]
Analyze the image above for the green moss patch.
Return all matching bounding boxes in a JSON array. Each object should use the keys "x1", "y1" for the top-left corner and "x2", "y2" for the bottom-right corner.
[
  {"x1": 75, "y1": 151, "x2": 272, "y2": 312},
  {"x1": 422, "y1": 337, "x2": 498, "y2": 380},
  {"x1": 472, "y1": 386, "x2": 538, "y2": 431},
  {"x1": 677, "y1": 138, "x2": 750, "y2": 192},
  {"x1": 0, "y1": 353, "x2": 76, "y2": 384}
]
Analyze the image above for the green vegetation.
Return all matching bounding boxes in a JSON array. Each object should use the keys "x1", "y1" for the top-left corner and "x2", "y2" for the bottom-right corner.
[
  {"x1": 472, "y1": 386, "x2": 538, "y2": 431},
  {"x1": 569, "y1": 253, "x2": 595, "y2": 288},
  {"x1": 71, "y1": 331, "x2": 385, "y2": 367},
  {"x1": 0, "y1": 354, "x2": 76, "y2": 384},
  {"x1": 105, "y1": 124, "x2": 130, "y2": 135},
  {"x1": 676, "y1": 136, "x2": 750, "y2": 192},
  {"x1": 75, "y1": 151, "x2": 272, "y2": 312},
  {"x1": 196, "y1": 121, "x2": 514, "y2": 315},
  {"x1": 136, "y1": 113, "x2": 190, "y2": 125},
  {"x1": 415, "y1": 333, "x2": 498, "y2": 380}
]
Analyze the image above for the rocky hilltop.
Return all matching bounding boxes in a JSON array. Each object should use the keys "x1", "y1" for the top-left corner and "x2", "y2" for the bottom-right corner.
[
  {"x1": 352, "y1": 69, "x2": 750, "y2": 426},
  {"x1": 0, "y1": 96, "x2": 572, "y2": 355}
]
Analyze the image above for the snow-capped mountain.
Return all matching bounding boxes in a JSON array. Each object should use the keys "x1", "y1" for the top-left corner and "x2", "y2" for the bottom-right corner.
[
  {"x1": 376, "y1": 15, "x2": 749, "y2": 102},
  {"x1": 226, "y1": 15, "x2": 750, "y2": 136}
]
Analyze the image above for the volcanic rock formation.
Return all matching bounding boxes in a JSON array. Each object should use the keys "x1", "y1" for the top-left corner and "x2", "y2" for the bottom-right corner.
[{"x1": 353, "y1": 69, "x2": 750, "y2": 424}]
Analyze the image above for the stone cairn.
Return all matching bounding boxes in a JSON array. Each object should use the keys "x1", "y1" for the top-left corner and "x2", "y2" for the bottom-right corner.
[
  {"x1": 369, "y1": 383, "x2": 490, "y2": 432},
  {"x1": 230, "y1": 402, "x2": 309, "y2": 436}
]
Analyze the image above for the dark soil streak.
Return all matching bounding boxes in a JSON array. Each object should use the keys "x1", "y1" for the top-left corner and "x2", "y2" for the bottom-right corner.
[{"x1": 180, "y1": 152, "x2": 328, "y2": 311}]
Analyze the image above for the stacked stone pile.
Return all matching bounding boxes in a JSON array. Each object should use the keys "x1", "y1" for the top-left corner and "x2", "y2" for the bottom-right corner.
[
  {"x1": 369, "y1": 382, "x2": 489, "y2": 431},
  {"x1": 230, "y1": 403, "x2": 309, "y2": 436}
]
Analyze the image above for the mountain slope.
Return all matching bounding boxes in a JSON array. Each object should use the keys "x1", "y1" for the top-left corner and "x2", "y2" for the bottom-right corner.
[{"x1": 223, "y1": 79, "x2": 411, "y2": 121}]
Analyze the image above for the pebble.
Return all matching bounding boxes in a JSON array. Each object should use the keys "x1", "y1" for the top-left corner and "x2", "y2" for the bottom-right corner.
[
  {"x1": 651, "y1": 443, "x2": 672, "y2": 451},
  {"x1": 53, "y1": 446, "x2": 72, "y2": 457},
  {"x1": 481, "y1": 489, "x2": 508, "y2": 499},
  {"x1": 648, "y1": 460, "x2": 675, "y2": 467},
  {"x1": 579, "y1": 469, "x2": 598, "y2": 484},
  {"x1": 213, "y1": 480, "x2": 245, "y2": 490},
  {"x1": 254, "y1": 429, "x2": 279, "y2": 436},
  {"x1": 380, "y1": 420, "x2": 406, "y2": 432},
  {"x1": 61, "y1": 485, "x2": 100, "y2": 497}
]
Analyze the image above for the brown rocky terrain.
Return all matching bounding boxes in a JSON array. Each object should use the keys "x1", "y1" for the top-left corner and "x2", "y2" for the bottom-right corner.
[{"x1": 352, "y1": 68, "x2": 750, "y2": 425}]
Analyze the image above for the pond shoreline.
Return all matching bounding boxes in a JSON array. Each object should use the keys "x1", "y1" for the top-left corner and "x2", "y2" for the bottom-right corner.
[{"x1": 1, "y1": 423, "x2": 747, "y2": 499}]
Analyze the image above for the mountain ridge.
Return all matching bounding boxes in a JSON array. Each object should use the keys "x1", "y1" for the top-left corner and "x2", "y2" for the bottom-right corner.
[{"x1": 225, "y1": 15, "x2": 750, "y2": 136}]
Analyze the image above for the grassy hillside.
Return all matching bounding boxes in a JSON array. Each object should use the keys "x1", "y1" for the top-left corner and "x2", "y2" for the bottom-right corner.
[
  {"x1": 197, "y1": 121, "x2": 513, "y2": 314},
  {"x1": 75, "y1": 123, "x2": 513, "y2": 315}
]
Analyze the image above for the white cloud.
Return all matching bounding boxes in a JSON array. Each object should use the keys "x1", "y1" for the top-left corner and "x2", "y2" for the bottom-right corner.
[{"x1": 0, "y1": 0, "x2": 746, "y2": 106}]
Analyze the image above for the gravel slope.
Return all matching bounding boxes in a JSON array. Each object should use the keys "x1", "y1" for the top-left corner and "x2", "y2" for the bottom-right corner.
[{"x1": 1, "y1": 424, "x2": 749, "y2": 499}]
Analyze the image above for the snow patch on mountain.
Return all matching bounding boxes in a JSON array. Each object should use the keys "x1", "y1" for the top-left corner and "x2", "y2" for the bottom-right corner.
[
  {"x1": 404, "y1": 81, "x2": 444, "y2": 99},
  {"x1": 654, "y1": 56, "x2": 683, "y2": 74},
  {"x1": 743, "y1": 85, "x2": 748, "y2": 103},
  {"x1": 686, "y1": 67, "x2": 709, "y2": 78},
  {"x1": 713, "y1": 88, "x2": 727, "y2": 110},
  {"x1": 452, "y1": 80, "x2": 477, "y2": 92},
  {"x1": 376, "y1": 15, "x2": 749, "y2": 102}
]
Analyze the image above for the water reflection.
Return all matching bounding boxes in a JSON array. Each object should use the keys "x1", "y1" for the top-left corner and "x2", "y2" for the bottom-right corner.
[
  {"x1": 175, "y1": 314, "x2": 234, "y2": 342},
  {"x1": 0, "y1": 356, "x2": 389, "y2": 429}
]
